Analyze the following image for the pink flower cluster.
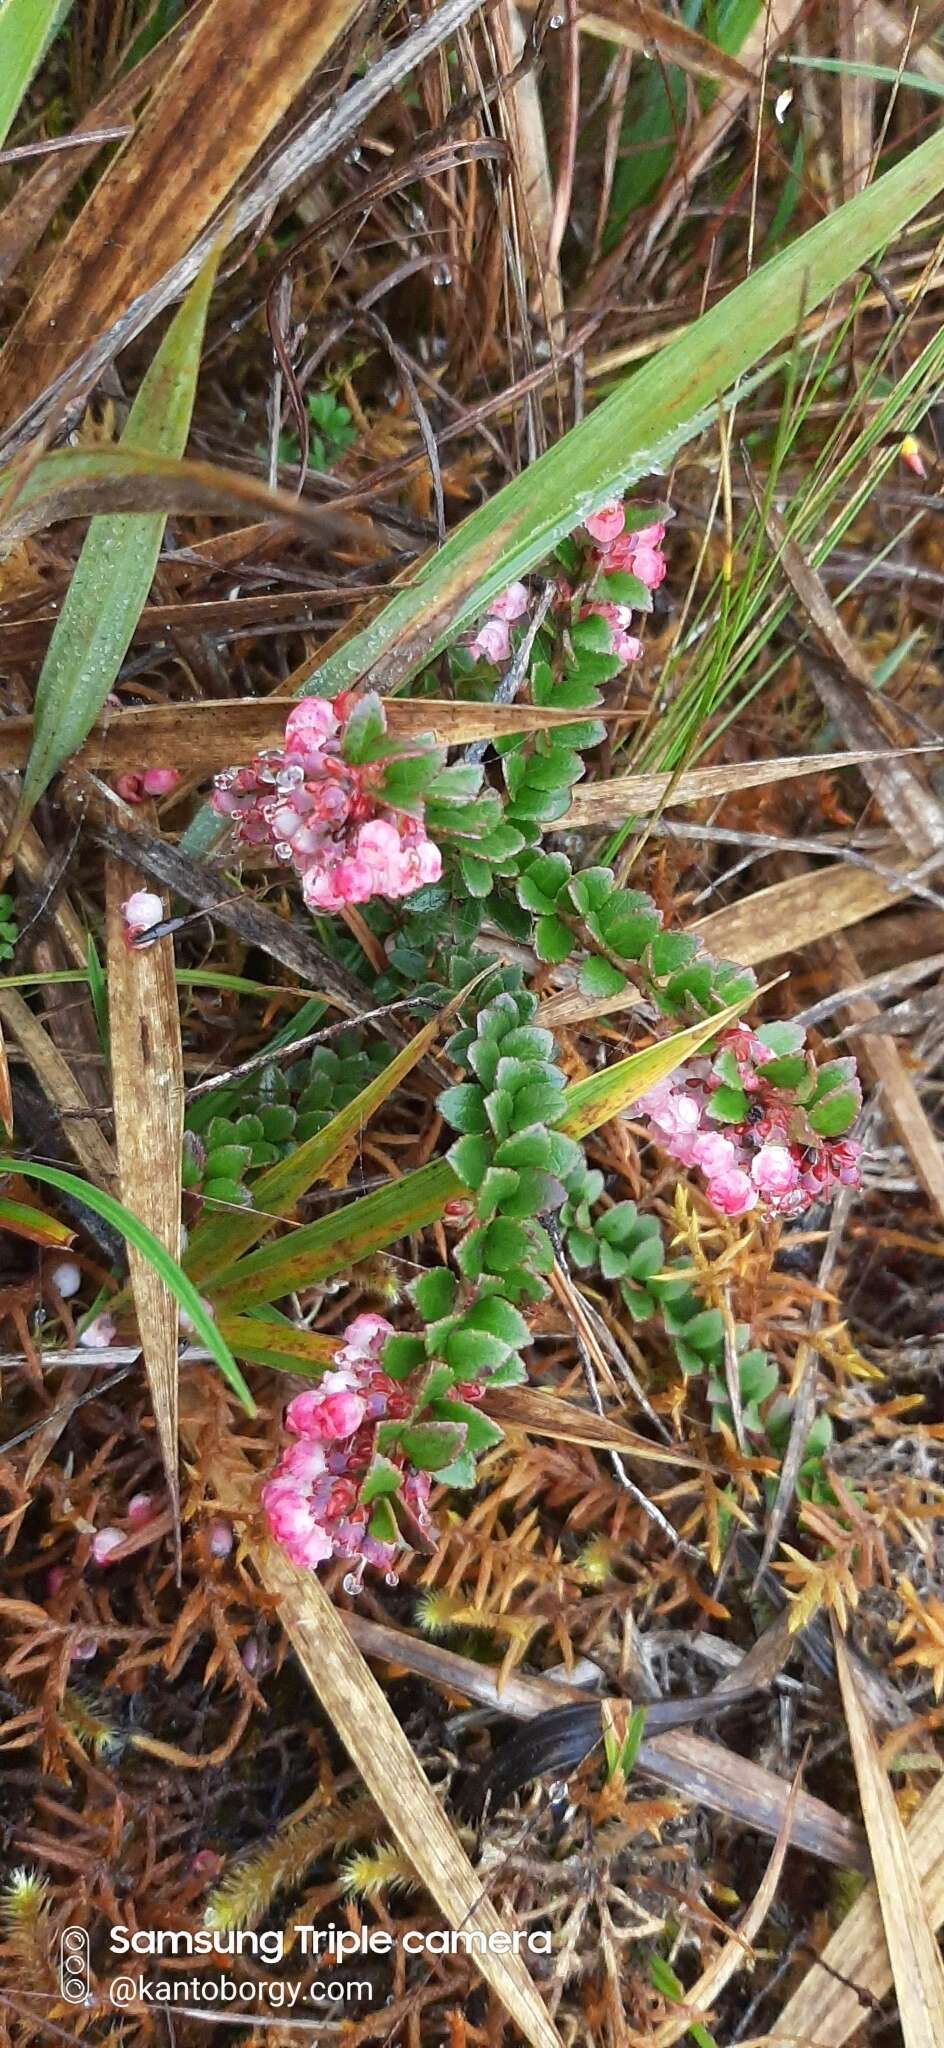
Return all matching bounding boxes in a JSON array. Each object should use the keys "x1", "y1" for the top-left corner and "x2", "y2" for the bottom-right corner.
[
  {"x1": 261, "y1": 1314, "x2": 437, "y2": 1590},
  {"x1": 581, "y1": 501, "x2": 668, "y2": 666},
  {"x1": 584, "y1": 502, "x2": 668, "y2": 589},
  {"x1": 637, "y1": 1026, "x2": 861, "y2": 1220},
  {"x1": 212, "y1": 697, "x2": 442, "y2": 913},
  {"x1": 468, "y1": 582, "x2": 530, "y2": 665}
]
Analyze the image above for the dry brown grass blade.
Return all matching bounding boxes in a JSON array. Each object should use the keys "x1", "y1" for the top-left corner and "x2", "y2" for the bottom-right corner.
[
  {"x1": 0, "y1": 779, "x2": 88, "y2": 967},
  {"x1": 639, "y1": 1756, "x2": 803, "y2": 2047},
  {"x1": 179, "y1": 1382, "x2": 562, "y2": 2048},
  {"x1": 259, "y1": 1549, "x2": 559, "y2": 2048},
  {"x1": 0, "y1": 696, "x2": 630, "y2": 776},
  {"x1": 772, "y1": 1774, "x2": 944, "y2": 2046},
  {"x1": 519, "y1": 0, "x2": 753, "y2": 86},
  {"x1": 831, "y1": 931, "x2": 944, "y2": 1223},
  {"x1": 0, "y1": 0, "x2": 365, "y2": 432},
  {"x1": 0, "y1": 987, "x2": 117, "y2": 1187},
  {"x1": 838, "y1": 0, "x2": 875, "y2": 201},
  {"x1": 104, "y1": 854, "x2": 185, "y2": 1550},
  {"x1": 0, "y1": 1013, "x2": 12, "y2": 1139},
  {"x1": 562, "y1": 748, "x2": 934, "y2": 824},
  {"x1": 761, "y1": 500, "x2": 944, "y2": 864},
  {"x1": 0, "y1": 9, "x2": 200, "y2": 289},
  {"x1": 341, "y1": 1615, "x2": 869, "y2": 1873},
  {"x1": 831, "y1": 1621, "x2": 944, "y2": 2048},
  {"x1": 494, "y1": 3, "x2": 563, "y2": 330},
  {"x1": 868, "y1": 0, "x2": 944, "y2": 85},
  {"x1": 485, "y1": 1385, "x2": 711, "y2": 1465},
  {"x1": 539, "y1": 865, "x2": 904, "y2": 1029}
]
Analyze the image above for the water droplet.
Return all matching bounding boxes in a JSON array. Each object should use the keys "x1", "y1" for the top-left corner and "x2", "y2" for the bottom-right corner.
[
  {"x1": 346, "y1": 145, "x2": 362, "y2": 164},
  {"x1": 277, "y1": 763, "x2": 304, "y2": 789},
  {"x1": 384, "y1": 1570, "x2": 400, "y2": 1589},
  {"x1": 408, "y1": 202, "x2": 426, "y2": 231},
  {"x1": 342, "y1": 1570, "x2": 361, "y2": 1596},
  {"x1": 274, "y1": 842, "x2": 294, "y2": 862},
  {"x1": 549, "y1": 12, "x2": 564, "y2": 25},
  {"x1": 433, "y1": 263, "x2": 452, "y2": 288}
]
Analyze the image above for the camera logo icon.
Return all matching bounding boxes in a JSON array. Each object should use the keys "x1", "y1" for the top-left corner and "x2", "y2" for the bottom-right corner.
[{"x1": 59, "y1": 1926, "x2": 91, "y2": 2004}]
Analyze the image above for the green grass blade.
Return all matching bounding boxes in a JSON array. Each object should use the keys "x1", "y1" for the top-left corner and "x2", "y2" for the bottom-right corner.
[
  {"x1": 1, "y1": 1158, "x2": 255, "y2": 1413},
  {"x1": 206, "y1": 1160, "x2": 457, "y2": 1314},
  {"x1": 787, "y1": 53, "x2": 944, "y2": 98},
  {"x1": 308, "y1": 126, "x2": 944, "y2": 701},
  {"x1": 6, "y1": 250, "x2": 218, "y2": 846},
  {"x1": 0, "y1": 0, "x2": 71, "y2": 148}
]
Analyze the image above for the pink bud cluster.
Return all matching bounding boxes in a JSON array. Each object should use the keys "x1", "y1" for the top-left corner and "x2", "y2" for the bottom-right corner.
[
  {"x1": 212, "y1": 697, "x2": 442, "y2": 913},
  {"x1": 261, "y1": 1314, "x2": 440, "y2": 1590},
  {"x1": 583, "y1": 502, "x2": 668, "y2": 589},
  {"x1": 115, "y1": 768, "x2": 182, "y2": 804},
  {"x1": 576, "y1": 500, "x2": 667, "y2": 666},
  {"x1": 468, "y1": 582, "x2": 530, "y2": 664},
  {"x1": 637, "y1": 1026, "x2": 861, "y2": 1220}
]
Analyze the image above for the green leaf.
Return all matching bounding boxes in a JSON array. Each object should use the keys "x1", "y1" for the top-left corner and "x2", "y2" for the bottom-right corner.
[
  {"x1": 1, "y1": 1159, "x2": 254, "y2": 1412},
  {"x1": 439, "y1": 1084, "x2": 489, "y2": 1136},
  {"x1": 707, "y1": 1083, "x2": 749, "y2": 1123},
  {"x1": 341, "y1": 691, "x2": 387, "y2": 764},
  {"x1": 809, "y1": 1086, "x2": 860, "y2": 1137},
  {"x1": 429, "y1": 1399, "x2": 504, "y2": 1453},
  {"x1": 202, "y1": 1177, "x2": 253, "y2": 1209},
  {"x1": 368, "y1": 1497, "x2": 400, "y2": 1545},
  {"x1": 0, "y1": 0, "x2": 71, "y2": 150},
  {"x1": 8, "y1": 249, "x2": 218, "y2": 842},
  {"x1": 446, "y1": 1134, "x2": 493, "y2": 1189},
  {"x1": 399, "y1": 1421, "x2": 467, "y2": 1471},
  {"x1": 443, "y1": 1329, "x2": 511, "y2": 1377},
  {"x1": 382, "y1": 1335, "x2": 427, "y2": 1379},
  {"x1": 596, "y1": 570, "x2": 651, "y2": 608},
  {"x1": 460, "y1": 1295, "x2": 530, "y2": 1348},
  {"x1": 578, "y1": 956, "x2": 627, "y2": 1000},
  {"x1": 185, "y1": 998, "x2": 447, "y2": 1285},
  {"x1": 535, "y1": 915, "x2": 573, "y2": 965},
  {"x1": 360, "y1": 1455, "x2": 403, "y2": 1504},
  {"x1": 434, "y1": 1449, "x2": 478, "y2": 1489}
]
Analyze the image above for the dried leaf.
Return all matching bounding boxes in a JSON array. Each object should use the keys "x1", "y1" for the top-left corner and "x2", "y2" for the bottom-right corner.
[
  {"x1": 0, "y1": 986, "x2": 117, "y2": 1187},
  {"x1": 0, "y1": 695, "x2": 630, "y2": 777},
  {"x1": 562, "y1": 747, "x2": 940, "y2": 824},
  {"x1": 832, "y1": 1622, "x2": 944, "y2": 2048},
  {"x1": 105, "y1": 854, "x2": 186, "y2": 1537},
  {"x1": 0, "y1": 0, "x2": 365, "y2": 432}
]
